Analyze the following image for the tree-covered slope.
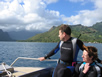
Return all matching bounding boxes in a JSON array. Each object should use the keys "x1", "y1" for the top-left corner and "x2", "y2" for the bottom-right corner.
[{"x1": 25, "y1": 22, "x2": 102, "y2": 43}]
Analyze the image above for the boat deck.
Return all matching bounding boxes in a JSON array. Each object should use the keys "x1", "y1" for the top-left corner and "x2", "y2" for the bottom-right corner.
[
  {"x1": 0, "y1": 57, "x2": 57, "y2": 77},
  {"x1": 12, "y1": 67, "x2": 44, "y2": 77}
]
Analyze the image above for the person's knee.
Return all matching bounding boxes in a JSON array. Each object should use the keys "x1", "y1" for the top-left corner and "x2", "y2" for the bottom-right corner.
[
  {"x1": 57, "y1": 68, "x2": 65, "y2": 77},
  {"x1": 64, "y1": 68, "x2": 72, "y2": 77},
  {"x1": 57, "y1": 68, "x2": 72, "y2": 77}
]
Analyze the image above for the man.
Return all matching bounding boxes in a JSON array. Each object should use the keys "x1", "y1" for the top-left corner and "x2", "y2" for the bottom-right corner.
[
  {"x1": 38, "y1": 24, "x2": 101, "y2": 77},
  {"x1": 73, "y1": 46, "x2": 102, "y2": 77}
]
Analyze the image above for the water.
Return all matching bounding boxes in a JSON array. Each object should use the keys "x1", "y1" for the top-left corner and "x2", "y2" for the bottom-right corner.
[{"x1": 0, "y1": 42, "x2": 102, "y2": 67}]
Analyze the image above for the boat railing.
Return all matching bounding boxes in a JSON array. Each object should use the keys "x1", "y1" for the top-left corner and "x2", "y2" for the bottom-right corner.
[{"x1": 10, "y1": 57, "x2": 58, "y2": 67}]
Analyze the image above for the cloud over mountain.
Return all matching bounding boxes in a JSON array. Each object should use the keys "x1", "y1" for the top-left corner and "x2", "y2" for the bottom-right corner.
[
  {"x1": 0, "y1": 0, "x2": 102, "y2": 32},
  {"x1": 63, "y1": 0, "x2": 102, "y2": 26},
  {"x1": 0, "y1": 0, "x2": 62, "y2": 32}
]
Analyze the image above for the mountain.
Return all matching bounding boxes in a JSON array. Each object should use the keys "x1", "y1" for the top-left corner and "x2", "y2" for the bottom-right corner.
[
  {"x1": 49, "y1": 26, "x2": 56, "y2": 31},
  {"x1": 8, "y1": 30, "x2": 43, "y2": 40},
  {"x1": 26, "y1": 26, "x2": 60, "y2": 42},
  {"x1": 25, "y1": 22, "x2": 102, "y2": 43},
  {"x1": 0, "y1": 29, "x2": 14, "y2": 41},
  {"x1": 92, "y1": 22, "x2": 102, "y2": 31}
]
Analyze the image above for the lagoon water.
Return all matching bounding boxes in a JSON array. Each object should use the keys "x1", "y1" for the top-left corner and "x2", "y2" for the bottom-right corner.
[{"x1": 0, "y1": 42, "x2": 102, "y2": 67}]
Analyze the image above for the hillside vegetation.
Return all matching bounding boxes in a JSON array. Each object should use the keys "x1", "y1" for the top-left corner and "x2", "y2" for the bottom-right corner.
[{"x1": 24, "y1": 22, "x2": 102, "y2": 43}]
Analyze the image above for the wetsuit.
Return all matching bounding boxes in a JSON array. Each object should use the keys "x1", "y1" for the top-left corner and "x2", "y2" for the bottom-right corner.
[
  {"x1": 74, "y1": 62, "x2": 102, "y2": 77},
  {"x1": 44, "y1": 37, "x2": 84, "y2": 77}
]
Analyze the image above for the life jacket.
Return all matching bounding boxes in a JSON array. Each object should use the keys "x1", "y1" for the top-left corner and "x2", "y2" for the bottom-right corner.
[
  {"x1": 60, "y1": 37, "x2": 80, "y2": 64},
  {"x1": 79, "y1": 62, "x2": 101, "y2": 77},
  {"x1": 60, "y1": 37, "x2": 80, "y2": 74}
]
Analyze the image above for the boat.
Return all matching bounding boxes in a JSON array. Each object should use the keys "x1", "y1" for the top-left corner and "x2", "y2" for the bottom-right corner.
[
  {"x1": 0, "y1": 57, "x2": 58, "y2": 77},
  {"x1": 0, "y1": 57, "x2": 102, "y2": 77}
]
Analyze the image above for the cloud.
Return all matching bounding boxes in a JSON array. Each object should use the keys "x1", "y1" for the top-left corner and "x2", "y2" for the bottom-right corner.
[
  {"x1": 0, "y1": 0, "x2": 102, "y2": 32},
  {"x1": 0, "y1": 0, "x2": 62, "y2": 32},
  {"x1": 43, "y1": 0, "x2": 58, "y2": 4},
  {"x1": 69, "y1": 0, "x2": 84, "y2": 2},
  {"x1": 92, "y1": 0, "x2": 102, "y2": 9},
  {"x1": 63, "y1": 0, "x2": 102, "y2": 26}
]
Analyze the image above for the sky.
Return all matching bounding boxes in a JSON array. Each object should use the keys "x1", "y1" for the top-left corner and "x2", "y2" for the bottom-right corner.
[{"x1": 0, "y1": 0, "x2": 102, "y2": 32}]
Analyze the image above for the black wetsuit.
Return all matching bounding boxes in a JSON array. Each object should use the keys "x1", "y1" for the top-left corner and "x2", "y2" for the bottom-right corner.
[
  {"x1": 44, "y1": 37, "x2": 84, "y2": 77},
  {"x1": 73, "y1": 62, "x2": 102, "y2": 77}
]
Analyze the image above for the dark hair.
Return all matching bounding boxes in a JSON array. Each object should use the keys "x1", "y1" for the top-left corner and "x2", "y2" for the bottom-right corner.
[
  {"x1": 83, "y1": 46, "x2": 98, "y2": 61},
  {"x1": 59, "y1": 24, "x2": 71, "y2": 35}
]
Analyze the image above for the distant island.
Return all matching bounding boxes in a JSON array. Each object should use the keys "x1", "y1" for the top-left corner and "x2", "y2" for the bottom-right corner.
[{"x1": 19, "y1": 21, "x2": 102, "y2": 43}]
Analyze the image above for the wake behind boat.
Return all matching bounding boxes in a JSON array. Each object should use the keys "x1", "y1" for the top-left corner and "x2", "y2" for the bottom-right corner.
[{"x1": 0, "y1": 57, "x2": 57, "y2": 77}]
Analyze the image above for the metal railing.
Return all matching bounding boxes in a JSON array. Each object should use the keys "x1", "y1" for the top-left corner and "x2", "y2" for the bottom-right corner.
[{"x1": 10, "y1": 57, "x2": 58, "y2": 67}]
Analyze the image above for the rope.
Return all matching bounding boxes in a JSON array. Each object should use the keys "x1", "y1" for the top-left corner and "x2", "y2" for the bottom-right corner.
[{"x1": 2, "y1": 62, "x2": 12, "y2": 77}]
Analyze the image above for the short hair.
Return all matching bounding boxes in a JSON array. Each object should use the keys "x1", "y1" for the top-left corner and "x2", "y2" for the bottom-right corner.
[
  {"x1": 83, "y1": 46, "x2": 98, "y2": 61},
  {"x1": 59, "y1": 24, "x2": 71, "y2": 35}
]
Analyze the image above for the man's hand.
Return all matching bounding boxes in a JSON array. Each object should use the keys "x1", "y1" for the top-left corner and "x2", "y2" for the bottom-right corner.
[{"x1": 38, "y1": 57, "x2": 45, "y2": 61}]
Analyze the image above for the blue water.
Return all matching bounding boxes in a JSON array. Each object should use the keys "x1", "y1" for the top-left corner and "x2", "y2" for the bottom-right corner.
[{"x1": 0, "y1": 42, "x2": 102, "y2": 67}]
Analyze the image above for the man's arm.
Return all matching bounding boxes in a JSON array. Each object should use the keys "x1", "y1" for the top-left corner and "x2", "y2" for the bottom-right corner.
[
  {"x1": 38, "y1": 41, "x2": 60, "y2": 61},
  {"x1": 97, "y1": 58, "x2": 102, "y2": 64},
  {"x1": 77, "y1": 39, "x2": 84, "y2": 51}
]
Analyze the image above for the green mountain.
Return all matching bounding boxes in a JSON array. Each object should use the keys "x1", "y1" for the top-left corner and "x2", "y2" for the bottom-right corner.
[
  {"x1": 25, "y1": 22, "x2": 102, "y2": 43},
  {"x1": 26, "y1": 26, "x2": 60, "y2": 42}
]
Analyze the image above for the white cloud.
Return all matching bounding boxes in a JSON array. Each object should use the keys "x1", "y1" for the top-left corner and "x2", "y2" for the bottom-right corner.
[
  {"x1": 69, "y1": 0, "x2": 84, "y2": 2},
  {"x1": 0, "y1": 0, "x2": 62, "y2": 32},
  {"x1": 1, "y1": 0, "x2": 102, "y2": 32},
  {"x1": 63, "y1": 0, "x2": 102, "y2": 26},
  {"x1": 43, "y1": 0, "x2": 58, "y2": 4}
]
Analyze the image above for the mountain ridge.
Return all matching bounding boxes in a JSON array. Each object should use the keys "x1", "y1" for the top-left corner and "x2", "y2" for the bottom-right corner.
[
  {"x1": 0, "y1": 29, "x2": 14, "y2": 41},
  {"x1": 25, "y1": 22, "x2": 102, "y2": 43}
]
